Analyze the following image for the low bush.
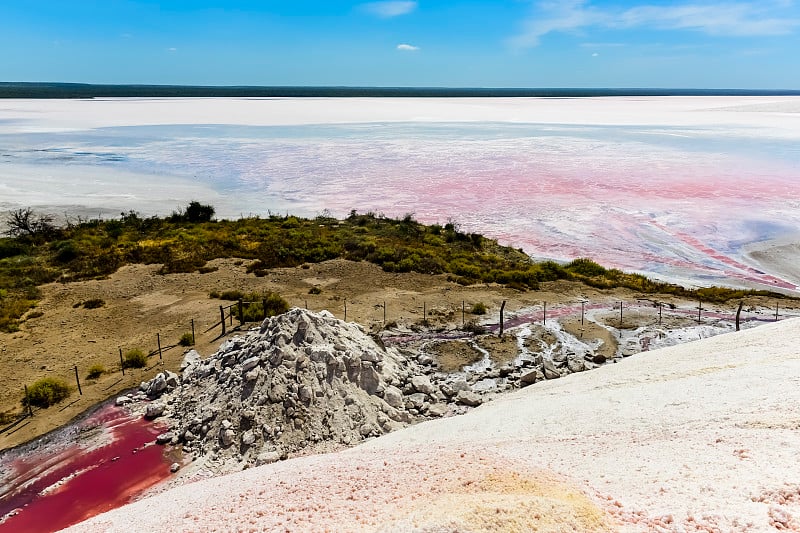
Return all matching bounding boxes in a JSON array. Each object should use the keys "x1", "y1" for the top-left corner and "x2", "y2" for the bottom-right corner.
[
  {"x1": 23, "y1": 377, "x2": 72, "y2": 408},
  {"x1": 178, "y1": 332, "x2": 194, "y2": 346},
  {"x1": 232, "y1": 292, "x2": 290, "y2": 322},
  {"x1": 122, "y1": 348, "x2": 148, "y2": 369},
  {"x1": 470, "y1": 302, "x2": 487, "y2": 315},
  {"x1": 86, "y1": 364, "x2": 105, "y2": 380},
  {"x1": 308, "y1": 286, "x2": 322, "y2": 295}
]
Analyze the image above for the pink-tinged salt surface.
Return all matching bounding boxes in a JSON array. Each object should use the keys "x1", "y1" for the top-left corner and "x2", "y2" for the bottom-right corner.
[
  {"x1": 1, "y1": 97, "x2": 799, "y2": 291},
  {"x1": 69, "y1": 318, "x2": 800, "y2": 532},
  {"x1": 0, "y1": 405, "x2": 170, "y2": 533}
]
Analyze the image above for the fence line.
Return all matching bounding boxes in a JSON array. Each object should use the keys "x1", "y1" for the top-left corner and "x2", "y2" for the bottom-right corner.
[{"x1": 3, "y1": 295, "x2": 797, "y2": 438}]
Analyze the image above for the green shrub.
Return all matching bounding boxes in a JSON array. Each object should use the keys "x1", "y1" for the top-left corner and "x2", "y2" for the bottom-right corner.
[
  {"x1": 179, "y1": 332, "x2": 194, "y2": 346},
  {"x1": 308, "y1": 286, "x2": 322, "y2": 295},
  {"x1": 86, "y1": 364, "x2": 105, "y2": 380},
  {"x1": 23, "y1": 377, "x2": 71, "y2": 408},
  {"x1": 470, "y1": 302, "x2": 487, "y2": 315},
  {"x1": 122, "y1": 348, "x2": 148, "y2": 369},
  {"x1": 233, "y1": 292, "x2": 289, "y2": 322}
]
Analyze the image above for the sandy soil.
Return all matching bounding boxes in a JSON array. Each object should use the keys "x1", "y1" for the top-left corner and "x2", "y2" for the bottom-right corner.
[
  {"x1": 67, "y1": 317, "x2": 800, "y2": 532},
  {"x1": 1, "y1": 258, "x2": 796, "y2": 451}
]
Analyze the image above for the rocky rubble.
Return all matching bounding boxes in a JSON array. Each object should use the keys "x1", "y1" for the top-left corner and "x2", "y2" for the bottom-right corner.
[{"x1": 119, "y1": 308, "x2": 492, "y2": 472}]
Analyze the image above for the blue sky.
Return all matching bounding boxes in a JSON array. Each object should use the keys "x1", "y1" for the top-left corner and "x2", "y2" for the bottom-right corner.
[{"x1": 2, "y1": 0, "x2": 799, "y2": 88}]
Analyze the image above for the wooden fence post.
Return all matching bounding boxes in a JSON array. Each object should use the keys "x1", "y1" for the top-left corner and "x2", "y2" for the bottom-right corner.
[
  {"x1": 543, "y1": 302, "x2": 546, "y2": 325},
  {"x1": 74, "y1": 365, "x2": 82, "y2": 395},
  {"x1": 697, "y1": 301, "x2": 702, "y2": 324},
  {"x1": 220, "y1": 306, "x2": 226, "y2": 336},
  {"x1": 775, "y1": 302, "x2": 779, "y2": 321},
  {"x1": 157, "y1": 333, "x2": 163, "y2": 360},
  {"x1": 383, "y1": 301, "x2": 386, "y2": 325},
  {"x1": 619, "y1": 301, "x2": 623, "y2": 329},
  {"x1": 735, "y1": 301, "x2": 743, "y2": 331},
  {"x1": 191, "y1": 319, "x2": 195, "y2": 345},
  {"x1": 344, "y1": 299, "x2": 347, "y2": 322},
  {"x1": 119, "y1": 347, "x2": 125, "y2": 375},
  {"x1": 499, "y1": 300, "x2": 506, "y2": 337},
  {"x1": 659, "y1": 303, "x2": 662, "y2": 326},
  {"x1": 581, "y1": 300, "x2": 585, "y2": 325}
]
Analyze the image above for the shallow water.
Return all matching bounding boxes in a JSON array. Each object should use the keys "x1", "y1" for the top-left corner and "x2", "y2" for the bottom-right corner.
[
  {"x1": 0, "y1": 404, "x2": 170, "y2": 533},
  {"x1": 1, "y1": 98, "x2": 798, "y2": 291}
]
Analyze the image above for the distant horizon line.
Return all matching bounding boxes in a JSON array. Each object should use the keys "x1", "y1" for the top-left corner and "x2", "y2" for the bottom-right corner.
[{"x1": 2, "y1": 82, "x2": 799, "y2": 98}]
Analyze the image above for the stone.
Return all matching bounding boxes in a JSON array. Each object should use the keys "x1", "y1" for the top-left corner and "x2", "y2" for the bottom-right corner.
[
  {"x1": 181, "y1": 349, "x2": 201, "y2": 370},
  {"x1": 411, "y1": 375, "x2": 436, "y2": 395},
  {"x1": 115, "y1": 395, "x2": 133, "y2": 406},
  {"x1": 543, "y1": 360, "x2": 561, "y2": 380},
  {"x1": 241, "y1": 356, "x2": 260, "y2": 373},
  {"x1": 155, "y1": 432, "x2": 174, "y2": 445},
  {"x1": 520, "y1": 370, "x2": 538, "y2": 386},
  {"x1": 241, "y1": 429, "x2": 256, "y2": 446},
  {"x1": 383, "y1": 385, "x2": 404, "y2": 409},
  {"x1": 146, "y1": 374, "x2": 168, "y2": 397},
  {"x1": 407, "y1": 393, "x2": 427, "y2": 409},
  {"x1": 592, "y1": 353, "x2": 607, "y2": 364},
  {"x1": 164, "y1": 370, "x2": 180, "y2": 389},
  {"x1": 427, "y1": 403, "x2": 449, "y2": 417},
  {"x1": 170, "y1": 462, "x2": 180, "y2": 473},
  {"x1": 144, "y1": 402, "x2": 165, "y2": 419},
  {"x1": 455, "y1": 390, "x2": 482, "y2": 407},
  {"x1": 255, "y1": 451, "x2": 281, "y2": 466},
  {"x1": 220, "y1": 428, "x2": 236, "y2": 447},
  {"x1": 567, "y1": 358, "x2": 586, "y2": 373}
]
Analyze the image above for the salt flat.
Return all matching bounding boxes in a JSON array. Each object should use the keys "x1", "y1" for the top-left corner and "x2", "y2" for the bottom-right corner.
[
  {"x1": 2, "y1": 97, "x2": 798, "y2": 290},
  {"x1": 67, "y1": 317, "x2": 800, "y2": 532}
]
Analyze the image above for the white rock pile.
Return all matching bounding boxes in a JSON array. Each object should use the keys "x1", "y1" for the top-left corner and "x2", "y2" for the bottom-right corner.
[{"x1": 119, "y1": 308, "x2": 487, "y2": 471}]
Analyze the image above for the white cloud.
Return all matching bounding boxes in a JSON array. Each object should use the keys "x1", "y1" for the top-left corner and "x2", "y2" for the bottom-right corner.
[
  {"x1": 167, "y1": 47, "x2": 177, "y2": 52},
  {"x1": 510, "y1": 0, "x2": 800, "y2": 48},
  {"x1": 362, "y1": 1, "x2": 417, "y2": 18},
  {"x1": 592, "y1": 52, "x2": 599, "y2": 57},
  {"x1": 397, "y1": 43, "x2": 420, "y2": 51}
]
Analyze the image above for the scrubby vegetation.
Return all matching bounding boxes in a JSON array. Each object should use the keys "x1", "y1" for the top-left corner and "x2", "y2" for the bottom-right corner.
[
  {"x1": 86, "y1": 364, "x2": 106, "y2": 380},
  {"x1": 209, "y1": 291, "x2": 289, "y2": 322},
  {"x1": 122, "y1": 349, "x2": 148, "y2": 369},
  {"x1": 0, "y1": 204, "x2": 792, "y2": 333},
  {"x1": 470, "y1": 302, "x2": 487, "y2": 315},
  {"x1": 179, "y1": 332, "x2": 195, "y2": 347},
  {"x1": 23, "y1": 377, "x2": 71, "y2": 408}
]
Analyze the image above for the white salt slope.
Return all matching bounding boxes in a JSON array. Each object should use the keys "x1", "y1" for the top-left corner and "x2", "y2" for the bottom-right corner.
[{"x1": 67, "y1": 318, "x2": 800, "y2": 532}]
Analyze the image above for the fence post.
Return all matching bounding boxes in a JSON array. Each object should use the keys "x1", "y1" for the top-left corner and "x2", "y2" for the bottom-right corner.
[
  {"x1": 191, "y1": 319, "x2": 195, "y2": 345},
  {"x1": 658, "y1": 303, "x2": 662, "y2": 326},
  {"x1": 238, "y1": 299, "x2": 244, "y2": 326},
  {"x1": 543, "y1": 301, "x2": 546, "y2": 325},
  {"x1": 24, "y1": 385, "x2": 33, "y2": 417},
  {"x1": 775, "y1": 302, "x2": 779, "y2": 321},
  {"x1": 344, "y1": 299, "x2": 347, "y2": 322},
  {"x1": 619, "y1": 301, "x2": 623, "y2": 329},
  {"x1": 423, "y1": 302, "x2": 426, "y2": 324},
  {"x1": 220, "y1": 306, "x2": 226, "y2": 336},
  {"x1": 119, "y1": 347, "x2": 125, "y2": 375},
  {"x1": 74, "y1": 365, "x2": 82, "y2": 395},
  {"x1": 499, "y1": 300, "x2": 506, "y2": 337},
  {"x1": 581, "y1": 300, "x2": 585, "y2": 325},
  {"x1": 157, "y1": 333, "x2": 163, "y2": 361},
  {"x1": 383, "y1": 301, "x2": 386, "y2": 325},
  {"x1": 735, "y1": 301, "x2": 743, "y2": 331},
  {"x1": 697, "y1": 301, "x2": 702, "y2": 324}
]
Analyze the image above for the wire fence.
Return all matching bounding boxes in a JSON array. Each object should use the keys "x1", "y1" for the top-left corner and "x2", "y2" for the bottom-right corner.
[{"x1": 2, "y1": 295, "x2": 797, "y2": 440}]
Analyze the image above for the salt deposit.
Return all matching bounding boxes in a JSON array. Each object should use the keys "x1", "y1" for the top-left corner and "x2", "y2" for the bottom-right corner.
[{"x1": 66, "y1": 311, "x2": 800, "y2": 532}]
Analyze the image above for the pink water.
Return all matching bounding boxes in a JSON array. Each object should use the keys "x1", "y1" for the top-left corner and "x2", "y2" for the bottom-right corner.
[{"x1": 0, "y1": 405, "x2": 170, "y2": 533}]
